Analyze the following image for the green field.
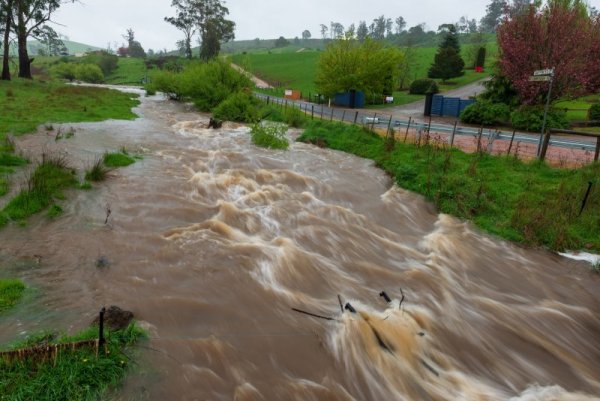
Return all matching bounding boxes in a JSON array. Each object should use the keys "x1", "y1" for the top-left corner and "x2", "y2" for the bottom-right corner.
[
  {"x1": 106, "y1": 58, "x2": 148, "y2": 85},
  {"x1": 231, "y1": 42, "x2": 498, "y2": 106},
  {"x1": 0, "y1": 79, "x2": 140, "y2": 138},
  {"x1": 555, "y1": 94, "x2": 600, "y2": 121}
]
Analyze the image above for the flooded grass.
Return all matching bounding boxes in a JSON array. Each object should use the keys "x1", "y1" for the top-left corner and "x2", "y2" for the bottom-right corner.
[
  {"x1": 0, "y1": 79, "x2": 140, "y2": 140},
  {"x1": 85, "y1": 158, "x2": 110, "y2": 182},
  {"x1": 298, "y1": 121, "x2": 600, "y2": 252},
  {"x1": 0, "y1": 323, "x2": 146, "y2": 401},
  {"x1": 0, "y1": 279, "x2": 25, "y2": 313},
  {"x1": 0, "y1": 155, "x2": 77, "y2": 227},
  {"x1": 251, "y1": 122, "x2": 289, "y2": 150},
  {"x1": 103, "y1": 151, "x2": 136, "y2": 168}
]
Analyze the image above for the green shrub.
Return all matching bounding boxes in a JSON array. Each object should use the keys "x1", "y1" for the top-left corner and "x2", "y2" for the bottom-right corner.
[
  {"x1": 460, "y1": 101, "x2": 511, "y2": 126},
  {"x1": 588, "y1": 103, "x2": 600, "y2": 120},
  {"x1": 148, "y1": 60, "x2": 252, "y2": 111},
  {"x1": 80, "y1": 51, "x2": 119, "y2": 75},
  {"x1": 212, "y1": 92, "x2": 260, "y2": 123},
  {"x1": 250, "y1": 122, "x2": 289, "y2": 150},
  {"x1": 510, "y1": 106, "x2": 570, "y2": 132},
  {"x1": 52, "y1": 63, "x2": 78, "y2": 82},
  {"x1": 409, "y1": 79, "x2": 439, "y2": 95},
  {"x1": 75, "y1": 64, "x2": 104, "y2": 84}
]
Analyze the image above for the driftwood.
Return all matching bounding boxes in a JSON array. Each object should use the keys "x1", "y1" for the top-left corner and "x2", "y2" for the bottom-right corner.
[{"x1": 291, "y1": 308, "x2": 334, "y2": 321}]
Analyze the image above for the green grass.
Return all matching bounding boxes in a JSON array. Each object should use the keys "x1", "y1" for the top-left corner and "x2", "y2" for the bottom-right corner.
[
  {"x1": 0, "y1": 79, "x2": 140, "y2": 139},
  {"x1": 0, "y1": 279, "x2": 25, "y2": 313},
  {"x1": 47, "y1": 204, "x2": 63, "y2": 218},
  {"x1": 103, "y1": 151, "x2": 136, "y2": 168},
  {"x1": 297, "y1": 121, "x2": 599, "y2": 252},
  {"x1": 0, "y1": 155, "x2": 77, "y2": 227},
  {"x1": 84, "y1": 158, "x2": 109, "y2": 182},
  {"x1": 555, "y1": 94, "x2": 600, "y2": 121},
  {"x1": 105, "y1": 58, "x2": 148, "y2": 85},
  {"x1": 0, "y1": 323, "x2": 146, "y2": 401}
]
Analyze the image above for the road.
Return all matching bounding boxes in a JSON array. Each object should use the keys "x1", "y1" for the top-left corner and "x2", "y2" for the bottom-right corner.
[{"x1": 255, "y1": 92, "x2": 599, "y2": 155}]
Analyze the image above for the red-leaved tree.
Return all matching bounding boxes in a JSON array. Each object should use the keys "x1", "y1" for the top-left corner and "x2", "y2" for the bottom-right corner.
[{"x1": 497, "y1": 2, "x2": 600, "y2": 104}]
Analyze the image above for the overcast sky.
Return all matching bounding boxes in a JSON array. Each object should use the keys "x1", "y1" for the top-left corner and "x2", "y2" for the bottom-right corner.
[{"x1": 53, "y1": 0, "x2": 600, "y2": 51}]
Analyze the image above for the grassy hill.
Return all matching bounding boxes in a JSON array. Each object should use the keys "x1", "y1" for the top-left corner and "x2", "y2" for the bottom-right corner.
[
  {"x1": 20, "y1": 40, "x2": 103, "y2": 56},
  {"x1": 230, "y1": 42, "x2": 499, "y2": 105}
]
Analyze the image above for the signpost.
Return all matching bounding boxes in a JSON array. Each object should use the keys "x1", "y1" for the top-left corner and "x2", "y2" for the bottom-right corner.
[{"x1": 530, "y1": 68, "x2": 555, "y2": 157}]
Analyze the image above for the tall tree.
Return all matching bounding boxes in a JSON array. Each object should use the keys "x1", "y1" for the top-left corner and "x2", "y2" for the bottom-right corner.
[
  {"x1": 369, "y1": 15, "x2": 387, "y2": 39},
  {"x1": 345, "y1": 23, "x2": 355, "y2": 39},
  {"x1": 497, "y1": 0, "x2": 599, "y2": 104},
  {"x1": 13, "y1": 0, "x2": 73, "y2": 79},
  {"x1": 165, "y1": 0, "x2": 197, "y2": 59},
  {"x1": 195, "y1": 0, "x2": 234, "y2": 60},
  {"x1": 480, "y1": 0, "x2": 508, "y2": 32},
  {"x1": 331, "y1": 22, "x2": 344, "y2": 39},
  {"x1": 394, "y1": 16, "x2": 406, "y2": 34},
  {"x1": 356, "y1": 21, "x2": 368, "y2": 42},
  {"x1": 319, "y1": 24, "x2": 328, "y2": 39},
  {"x1": 302, "y1": 29, "x2": 311, "y2": 40},
  {"x1": 1, "y1": 0, "x2": 14, "y2": 80}
]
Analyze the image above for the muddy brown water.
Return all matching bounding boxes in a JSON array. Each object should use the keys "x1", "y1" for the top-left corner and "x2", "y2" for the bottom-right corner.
[{"x1": 1, "y1": 90, "x2": 599, "y2": 401}]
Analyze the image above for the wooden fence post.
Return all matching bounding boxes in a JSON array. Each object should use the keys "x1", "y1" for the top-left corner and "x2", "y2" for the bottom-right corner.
[
  {"x1": 99, "y1": 307, "x2": 106, "y2": 347},
  {"x1": 311, "y1": 105, "x2": 314, "y2": 120},
  {"x1": 595, "y1": 136, "x2": 600, "y2": 162},
  {"x1": 507, "y1": 130, "x2": 516, "y2": 155},
  {"x1": 354, "y1": 111, "x2": 359, "y2": 125},
  {"x1": 449, "y1": 121, "x2": 457, "y2": 147},
  {"x1": 404, "y1": 117, "x2": 412, "y2": 143},
  {"x1": 539, "y1": 128, "x2": 552, "y2": 162}
]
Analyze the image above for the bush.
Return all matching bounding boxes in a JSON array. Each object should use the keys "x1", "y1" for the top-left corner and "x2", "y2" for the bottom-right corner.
[
  {"x1": 52, "y1": 63, "x2": 77, "y2": 82},
  {"x1": 510, "y1": 106, "x2": 570, "y2": 132},
  {"x1": 588, "y1": 103, "x2": 600, "y2": 120},
  {"x1": 409, "y1": 79, "x2": 439, "y2": 95},
  {"x1": 81, "y1": 51, "x2": 119, "y2": 75},
  {"x1": 212, "y1": 92, "x2": 261, "y2": 123},
  {"x1": 460, "y1": 101, "x2": 511, "y2": 126},
  {"x1": 475, "y1": 47, "x2": 486, "y2": 68},
  {"x1": 147, "y1": 60, "x2": 252, "y2": 111},
  {"x1": 75, "y1": 64, "x2": 104, "y2": 83},
  {"x1": 250, "y1": 122, "x2": 289, "y2": 150}
]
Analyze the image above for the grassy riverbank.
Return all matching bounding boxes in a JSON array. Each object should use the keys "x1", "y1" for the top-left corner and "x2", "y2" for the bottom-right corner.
[
  {"x1": 0, "y1": 323, "x2": 146, "y2": 401},
  {"x1": 0, "y1": 79, "x2": 139, "y2": 138},
  {"x1": 297, "y1": 121, "x2": 599, "y2": 252}
]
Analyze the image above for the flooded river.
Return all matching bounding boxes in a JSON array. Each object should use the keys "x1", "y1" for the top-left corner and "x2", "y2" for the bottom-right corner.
[{"x1": 1, "y1": 91, "x2": 599, "y2": 400}]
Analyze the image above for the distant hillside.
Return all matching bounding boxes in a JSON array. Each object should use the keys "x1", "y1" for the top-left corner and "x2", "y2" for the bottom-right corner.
[{"x1": 6, "y1": 40, "x2": 103, "y2": 56}]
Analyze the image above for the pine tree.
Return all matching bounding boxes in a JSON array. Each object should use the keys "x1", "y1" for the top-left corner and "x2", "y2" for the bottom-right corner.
[{"x1": 428, "y1": 25, "x2": 464, "y2": 82}]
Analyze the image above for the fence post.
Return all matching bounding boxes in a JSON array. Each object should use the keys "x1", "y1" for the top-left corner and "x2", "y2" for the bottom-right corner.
[
  {"x1": 267, "y1": 96, "x2": 270, "y2": 105},
  {"x1": 341, "y1": 110, "x2": 346, "y2": 122},
  {"x1": 539, "y1": 128, "x2": 552, "y2": 162},
  {"x1": 580, "y1": 181, "x2": 593, "y2": 216},
  {"x1": 476, "y1": 127, "x2": 484, "y2": 153},
  {"x1": 311, "y1": 105, "x2": 314, "y2": 120},
  {"x1": 330, "y1": 108, "x2": 334, "y2": 121},
  {"x1": 386, "y1": 116, "x2": 393, "y2": 139},
  {"x1": 285, "y1": 100, "x2": 288, "y2": 111},
  {"x1": 371, "y1": 113, "x2": 377, "y2": 131},
  {"x1": 354, "y1": 111, "x2": 359, "y2": 125},
  {"x1": 507, "y1": 130, "x2": 516, "y2": 155},
  {"x1": 99, "y1": 307, "x2": 106, "y2": 347},
  {"x1": 321, "y1": 105, "x2": 324, "y2": 120},
  {"x1": 595, "y1": 136, "x2": 600, "y2": 162},
  {"x1": 449, "y1": 121, "x2": 457, "y2": 147},
  {"x1": 404, "y1": 117, "x2": 412, "y2": 143}
]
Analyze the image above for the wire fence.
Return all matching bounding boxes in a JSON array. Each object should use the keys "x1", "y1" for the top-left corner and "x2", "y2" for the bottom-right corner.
[{"x1": 258, "y1": 93, "x2": 599, "y2": 167}]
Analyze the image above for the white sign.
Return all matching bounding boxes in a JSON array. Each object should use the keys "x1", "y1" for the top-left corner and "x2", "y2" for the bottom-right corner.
[
  {"x1": 534, "y1": 69, "x2": 554, "y2": 76},
  {"x1": 385, "y1": 96, "x2": 394, "y2": 103},
  {"x1": 529, "y1": 76, "x2": 552, "y2": 82},
  {"x1": 284, "y1": 90, "x2": 293, "y2": 96}
]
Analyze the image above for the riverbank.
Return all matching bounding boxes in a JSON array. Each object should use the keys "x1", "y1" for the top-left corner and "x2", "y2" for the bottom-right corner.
[{"x1": 297, "y1": 120, "x2": 599, "y2": 253}]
